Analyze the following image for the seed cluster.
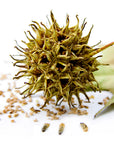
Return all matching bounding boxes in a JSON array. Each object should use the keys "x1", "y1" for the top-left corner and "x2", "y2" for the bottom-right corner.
[
  {"x1": 0, "y1": 73, "x2": 111, "y2": 134},
  {"x1": 11, "y1": 11, "x2": 104, "y2": 108},
  {"x1": 0, "y1": 74, "x2": 89, "y2": 122}
]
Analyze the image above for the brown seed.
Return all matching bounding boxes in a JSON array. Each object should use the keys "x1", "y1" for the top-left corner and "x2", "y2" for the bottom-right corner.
[
  {"x1": 29, "y1": 111, "x2": 34, "y2": 116},
  {"x1": 28, "y1": 97, "x2": 32, "y2": 102},
  {"x1": 36, "y1": 103, "x2": 40, "y2": 107},
  {"x1": 10, "y1": 93, "x2": 15, "y2": 98},
  {"x1": 15, "y1": 105, "x2": 21, "y2": 111},
  {"x1": 3, "y1": 109, "x2": 8, "y2": 113},
  {"x1": 98, "y1": 102, "x2": 103, "y2": 105},
  {"x1": 7, "y1": 98, "x2": 11, "y2": 103},
  {"x1": 0, "y1": 90, "x2": 3, "y2": 95},
  {"x1": 8, "y1": 114, "x2": 12, "y2": 118},
  {"x1": 61, "y1": 105, "x2": 65, "y2": 109},
  {"x1": 46, "y1": 110, "x2": 52, "y2": 117},
  {"x1": 83, "y1": 105, "x2": 89, "y2": 109},
  {"x1": 14, "y1": 89, "x2": 20, "y2": 93},
  {"x1": 0, "y1": 112, "x2": 2, "y2": 115},
  {"x1": 25, "y1": 112, "x2": 29, "y2": 118},
  {"x1": 42, "y1": 123, "x2": 50, "y2": 132},
  {"x1": 21, "y1": 99, "x2": 28, "y2": 105},
  {"x1": 13, "y1": 113, "x2": 19, "y2": 117},
  {"x1": 57, "y1": 109, "x2": 66, "y2": 115},
  {"x1": 71, "y1": 97, "x2": 75, "y2": 103},
  {"x1": 4, "y1": 105, "x2": 9, "y2": 109},
  {"x1": 50, "y1": 98, "x2": 55, "y2": 102},
  {"x1": 89, "y1": 95, "x2": 94, "y2": 99},
  {"x1": 103, "y1": 97, "x2": 110, "y2": 105},
  {"x1": 21, "y1": 110, "x2": 25, "y2": 113},
  {"x1": 34, "y1": 118, "x2": 38, "y2": 122},
  {"x1": 40, "y1": 96, "x2": 46, "y2": 101},
  {"x1": 7, "y1": 83, "x2": 11, "y2": 91},
  {"x1": 0, "y1": 74, "x2": 7, "y2": 80},
  {"x1": 58, "y1": 123, "x2": 65, "y2": 135},
  {"x1": 11, "y1": 119, "x2": 15, "y2": 123},
  {"x1": 80, "y1": 122, "x2": 88, "y2": 132},
  {"x1": 30, "y1": 107, "x2": 40, "y2": 113},
  {"x1": 13, "y1": 81, "x2": 16, "y2": 88},
  {"x1": 50, "y1": 114, "x2": 59, "y2": 120},
  {"x1": 9, "y1": 109, "x2": 15, "y2": 114},
  {"x1": 68, "y1": 107, "x2": 77, "y2": 114},
  {"x1": 80, "y1": 105, "x2": 89, "y2": 109},
  {"x1": 77, "y1": 109, "x2": 88, "y2": 115},
  {"x1": 2, "y1": 94, "x2": 5, "y2": 97}
]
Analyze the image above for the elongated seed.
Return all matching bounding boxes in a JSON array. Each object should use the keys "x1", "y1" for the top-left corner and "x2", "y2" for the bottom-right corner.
[
  {"x1": 80, "y1": 122, "x2": 88, "y2": 132},
  {"x1": 42, "y1": 123, "x2": 50, "y2": 132},
  {"x1": 58, "y1": 123, "x2": 65, "y2": 135}
]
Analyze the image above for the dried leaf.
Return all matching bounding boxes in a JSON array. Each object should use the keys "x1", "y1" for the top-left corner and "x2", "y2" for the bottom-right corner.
[
  {"x1": 94, "y1": 45, "x2": 114, "y2": 117},
  {"x1": 94, "y1": 96, "x2": 114, "y2": 117}
]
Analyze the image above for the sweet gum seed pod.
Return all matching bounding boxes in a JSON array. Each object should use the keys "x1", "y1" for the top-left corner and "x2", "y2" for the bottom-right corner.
[{"x1": 11, "y1": 11, "x2": 114, "y2": 108}]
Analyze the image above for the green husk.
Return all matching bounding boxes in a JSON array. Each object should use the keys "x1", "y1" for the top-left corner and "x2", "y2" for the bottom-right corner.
[
  {"x1": 94, "y1": 45, "x2": 114, "y2": 117},
  {"x1": 94, "y1": 65, "x2": 114, "y2": 93}
]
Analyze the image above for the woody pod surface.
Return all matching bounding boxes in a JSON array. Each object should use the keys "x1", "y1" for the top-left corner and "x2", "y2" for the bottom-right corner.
[{"x1": 11, "y1": 11, "x2": 114, "y2": 108}]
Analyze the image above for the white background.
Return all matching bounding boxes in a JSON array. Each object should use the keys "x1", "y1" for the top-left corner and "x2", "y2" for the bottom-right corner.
[{"x1": 0, "y1": 0, "x2": 114, "y2": 143}]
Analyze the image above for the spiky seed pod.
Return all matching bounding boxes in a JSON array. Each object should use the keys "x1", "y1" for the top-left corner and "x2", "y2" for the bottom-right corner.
[{"x1": 11, "y1": 11, "x2": 113, "y2": 108}]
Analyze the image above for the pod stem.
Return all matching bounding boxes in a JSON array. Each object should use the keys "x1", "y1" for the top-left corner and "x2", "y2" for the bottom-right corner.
[{"x1": 88, "y1": 42, "x2": 114, "y2": 57}]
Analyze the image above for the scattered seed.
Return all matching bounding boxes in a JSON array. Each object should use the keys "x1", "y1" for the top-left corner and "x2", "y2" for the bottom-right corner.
[
  {"x1": 2, "y1": 94, "x2": 5, "y2": 97},
  {"x1": 68, "y1": 107, "x2": 77, "y2": 114},
  {"x1": 14, "y1": 113, "x2": 19, "y2": 117},
  {"x1": 29, "y1": 111, "x2": 34, "y2": 116},
  {"x1": 7, "y1": 83, "x2": 11, "y2": 91},
  {"x1": 98, "y1": 102, "x2": 103, "y2": 105},
  {"x1": 89, "y1": 95, "x2": 94, "y2": 99},
  {"x1": 21, "y1": 110, "x2": 25, "y2": 113},
  {"x1": 80, "y1": 105, "x2": 89, "y2": 109},
  {"x1": 21, "y1": 99, "x2": 28, "y2": 105},
  {"x1": 8, "y1": 114, "x2": 12, "y2": 118},
  {"x1": 30, "y1": 107, "x2": 40, "y2": 113},
  {"x1": 0, "y1": 74, "x2": 7, "y2": 80},
  {"x1": 9, "y1": 109, "x2": 15, "y2": 114},
  {"x1": 3, "y1": 109, "x2": 7, "y2": 114},
  {"x1": 0, "y1": 112, "x2": 2, "y2": 115},
  {"x1": 40, "y1": 96, "x2": 46, "y2": 101},
  {"x1": 42, "y1": 123, "x2": 50, "y2": 132},
  {"x1": 25, "y1": 112, "x2": 29, "y2": 118},
  {"x1": 50, "y1": 98, "x2": 55, "y2": 102},
  {"x1": 15, "y1": 105, "x2": 21, "y2": 110},
  {"x1": 0, "y1": 90, "x2": 3, "y2": 95},
  {"x1": 77, "y1": 109, "x2": 88, "y2": 115},
  {"x1": 80, "y1": 122, "x2": 88, "y2": 132},
  {"x1": 14, "y1": 89, "x2": 20, "y2": 93},
  {"x1": 34, "y1": 118, "x2": 38, "y2": 122},
  {"x1": 50, "y1": 114, "x2": 59, "y2": 120},
  {"x1": 103, "y1": 97, "x2": 110, "y2": 105},
  {"x1": 11, "y1": 119, "x2": 15, "y2": 123},
  {"x1": 58, "y1": 123, "x2": 65, "y2": 135},
  {"x1": 36, "y1": 103, "x2": 40, "y2": 107},
  {"x1": 13, "y1": 81, "x2": 16, "y2": 88},
  {"x1": 28, "y1": 97, "x2": 32, "y2": 102}
]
